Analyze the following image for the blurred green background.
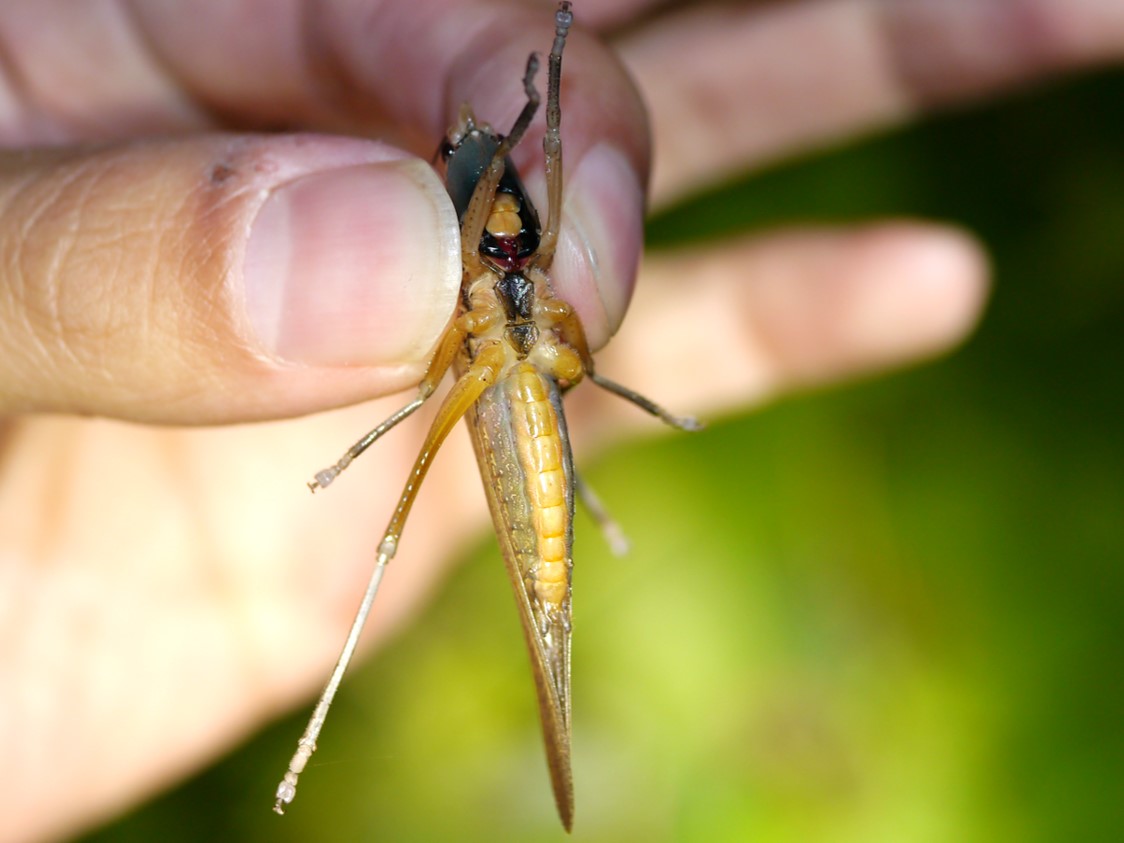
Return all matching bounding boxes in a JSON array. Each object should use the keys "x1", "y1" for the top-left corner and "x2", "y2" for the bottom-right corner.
[{"x1": 79, "y1": 69, "x2": 1123, "y2": 843}]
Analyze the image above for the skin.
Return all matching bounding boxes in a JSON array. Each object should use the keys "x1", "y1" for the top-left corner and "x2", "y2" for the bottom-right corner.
[{"x1": 0, "y1": 0, "x2": 1120, "y2": 839}]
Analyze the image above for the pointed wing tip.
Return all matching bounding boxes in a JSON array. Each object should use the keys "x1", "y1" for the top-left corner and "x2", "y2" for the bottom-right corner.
[
  {"x1": 546, "y1": 739, "x2": 574, "y2": 832},
  {"x1": 556, "y1": 793, "x2": 574, "y2": 833}
]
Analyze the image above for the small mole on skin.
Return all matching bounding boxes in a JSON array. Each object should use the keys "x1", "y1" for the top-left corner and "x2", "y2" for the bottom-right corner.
[{"x1": 210, "y1": 163, "x2": 237, "y2": 185}]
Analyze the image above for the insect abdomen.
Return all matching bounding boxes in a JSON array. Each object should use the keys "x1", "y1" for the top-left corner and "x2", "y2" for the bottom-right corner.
[{"x1": 510, "y1": 363, "x2": 572, "y2": 610}]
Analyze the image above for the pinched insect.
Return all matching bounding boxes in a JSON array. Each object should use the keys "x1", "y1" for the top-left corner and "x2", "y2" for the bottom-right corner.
[{"x1": 273, "y1": 3, "x2": 699, "y2": 830}]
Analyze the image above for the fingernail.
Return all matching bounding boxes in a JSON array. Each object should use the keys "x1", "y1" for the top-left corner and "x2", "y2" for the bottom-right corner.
[
  {"x1": 564, "y1": 144, "x2": 645, "y2": 334},
  {"x1": 242, "y1": 160, "x2": 459, "y2": 366}
]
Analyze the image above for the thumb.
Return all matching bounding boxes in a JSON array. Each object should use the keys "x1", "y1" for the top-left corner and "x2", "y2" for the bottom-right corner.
[{"x1": 0, "y1": 135, "x2": 460, "y2": 422}]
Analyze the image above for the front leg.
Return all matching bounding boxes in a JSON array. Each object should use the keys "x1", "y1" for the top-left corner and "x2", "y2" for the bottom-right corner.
[
  {"x1": 460, "y1": 53, "x2": 543, "y2": 277},
  {"x1": 306, "y1": 297, "x2": 496, "y2": 491}
]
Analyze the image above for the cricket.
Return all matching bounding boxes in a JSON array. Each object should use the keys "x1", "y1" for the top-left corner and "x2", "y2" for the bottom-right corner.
[{"x1": 273, "y1": 3, "x2": 700, "y2": 830}]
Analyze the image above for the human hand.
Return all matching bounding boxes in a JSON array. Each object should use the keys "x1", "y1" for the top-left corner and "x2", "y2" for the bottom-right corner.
[{"x1": 1, "y1": 2, "x2": 1120, "y2": 841}]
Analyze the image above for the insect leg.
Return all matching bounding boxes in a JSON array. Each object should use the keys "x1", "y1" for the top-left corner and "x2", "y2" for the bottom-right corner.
[
  {"x1": 540, "y1": 294, "x2": 703, "y2": 431},
  {"x1": 574, "y1": 472, "x2": 629, "y2": 556},
  {"x1": 307, "y1": 316, "x2": 469, "y2": 491},
  {"x1": 274, "y1": 342, "x2": 506, "y2": 814},
  {"x1": 588, "y1": 374, "x2": 703, "y2": 431},
  {"x1": 461, "y1": 54, "x2": 542, "y2": 272},
  {"x1": 533, "y1": 2, "x2": 573, "y2": 268},
  {"x1": 379, "y1": 342, "x2": 505, "y2": 544}
]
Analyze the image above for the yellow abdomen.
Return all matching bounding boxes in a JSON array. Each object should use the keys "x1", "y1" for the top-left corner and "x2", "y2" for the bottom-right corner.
[{"x1": 511, "y1": 363, "x2": 570, "y2": 609}]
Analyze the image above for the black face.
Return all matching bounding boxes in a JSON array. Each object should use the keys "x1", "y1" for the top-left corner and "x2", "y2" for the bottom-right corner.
[{"x1": 441, "y1": 129, "x2": 541, "y2": 268}]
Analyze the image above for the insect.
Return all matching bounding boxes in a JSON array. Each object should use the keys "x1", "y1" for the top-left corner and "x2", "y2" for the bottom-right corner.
[{"x1": 273, "y1": 2, "x2": 699, "y2": 830}]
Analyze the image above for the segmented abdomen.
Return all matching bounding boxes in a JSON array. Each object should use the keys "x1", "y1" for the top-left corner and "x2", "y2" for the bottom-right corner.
[
  {"x1": 466, "y1": 360, "x2": 574, "y2": 628},
  {"x1": 510, "y1": 363, "x2": 570, "y2": 611}
]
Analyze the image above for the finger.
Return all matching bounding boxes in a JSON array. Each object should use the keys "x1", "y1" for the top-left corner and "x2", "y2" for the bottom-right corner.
[
  {"x1": 570, "y1": 0, "x2": 666, "y2": 30},
  {"x1": 0, "y1": 135, "x2": 461, "y2": 422},
  {"x1": 7, "y1": 2, "x2": 651, "y2": 346},
  {"x1": 617, "y1": 0, "x2": 1124, "y2": 204},
  {"x1": 575, "y1": 222, "x2": 988, "y2": 429}
]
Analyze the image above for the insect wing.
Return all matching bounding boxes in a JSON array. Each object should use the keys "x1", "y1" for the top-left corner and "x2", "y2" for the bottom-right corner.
[{"x1": 465, "y1": 367, "x2": 575, "y2": 829}]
